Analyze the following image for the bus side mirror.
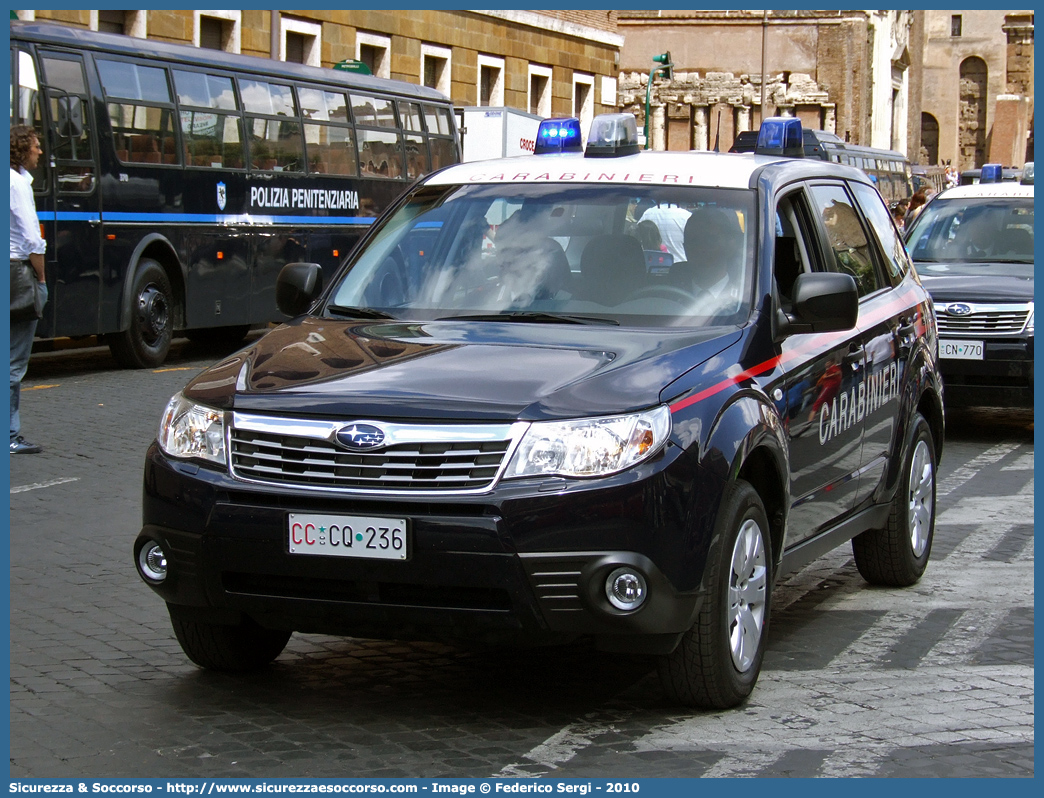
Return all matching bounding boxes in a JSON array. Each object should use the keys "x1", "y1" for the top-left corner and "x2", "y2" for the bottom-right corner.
[
  {"x1": 56, "y1": 96, "x2": 84, "y2": 139},
  {"x1": 276, "y1": 262, "x2": 323, "y2": 317}
]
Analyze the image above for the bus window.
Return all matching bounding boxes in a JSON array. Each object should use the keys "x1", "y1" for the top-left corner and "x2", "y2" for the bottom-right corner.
[
  {"x1": 174, "y1": 71, "x2": 244, "y2": 168},
  {"x1": 13, "y1": 50, "x2": 40, "y2": 127},
  {"x1": 98, "y1": 59, "x2": 178, "y2": 166},
  {"x1": 173, "y1": 70, "x2": 237, "y2": 110},
  {"x1": 400, "y1": 101, "x2": 424, "y2": 132},
  {"x1": 240, "y1": 79, "x2": 303, "y2": 172},
  {"x1": 41, "y1": 54, "x2": 93, "y2": 163},
  {"x1": 300, "y1": 86, "x2": 357, "y2": 176},
  {"x1": 405, "y1": 134, "x2": 429, "y2": 179},
  {"x1": 351, "y1": 94, "x2": 397, "y2": 128},
  {"x1": 358, "y1": 128, "x2": 404, "y2": 178}
]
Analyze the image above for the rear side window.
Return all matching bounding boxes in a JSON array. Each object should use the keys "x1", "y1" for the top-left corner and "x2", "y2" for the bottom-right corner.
[
  {"x1": 808, "y1": 184, "x2": 885, "y2": 297},
  {"x1": 850, "y1": 182, "x2": 910, "y2": 284}
]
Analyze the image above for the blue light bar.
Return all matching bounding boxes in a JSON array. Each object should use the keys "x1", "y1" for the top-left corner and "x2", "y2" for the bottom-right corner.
[
  {"x1": 755, "y1": 117, "x2": 804, "y2": 158},
  {"x1": 585, "y1": 113, "x2": 640, "y2": 158},
  {"x1": 980, "y1": 163, "x2": 1003, "y2": 183},
  {"x1": 535, "y1": 118, "x2": 583, "y2": 155}
]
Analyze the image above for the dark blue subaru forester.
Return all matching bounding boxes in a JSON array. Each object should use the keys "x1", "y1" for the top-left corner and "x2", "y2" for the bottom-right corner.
[{"x1": 136, "y1": 116, "x2": 944, "y2": 708}]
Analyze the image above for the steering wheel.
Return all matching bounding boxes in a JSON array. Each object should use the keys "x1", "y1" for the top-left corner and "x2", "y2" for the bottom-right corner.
[{"x1": 633, "y1": 283, "x2": 697, "y2": 304}]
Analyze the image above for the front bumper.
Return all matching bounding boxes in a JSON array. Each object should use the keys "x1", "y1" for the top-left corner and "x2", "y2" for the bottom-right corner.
[
  {"x1": 938, "y1": 335, "x2": 1033, "y2": 407},
  {"x1": 136, "y1": 440, "x2": 719, "y2": 653}
]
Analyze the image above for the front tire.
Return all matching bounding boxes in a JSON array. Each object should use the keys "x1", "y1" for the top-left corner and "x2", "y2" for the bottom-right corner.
[
  {"x1": 852, "y1": 412, "x2": 936, "y2": 587},
  {"x1": 169, "y1": 608, "x2": 291, "y2": 672},
  {"x1": 109, "y1": 259, "x2": 173, "y2": 368},
  {"x1": 658, "y1": 480, "x2": 772, "y2": 708}
]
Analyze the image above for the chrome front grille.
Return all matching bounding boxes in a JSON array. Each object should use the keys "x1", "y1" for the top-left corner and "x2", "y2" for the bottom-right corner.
[
  {"x1": 934, "y1": 303, "x2": 1032, "y2": 336},
  {"x1": 229, "y1": 412, "x2": 524, "y2": 495}
]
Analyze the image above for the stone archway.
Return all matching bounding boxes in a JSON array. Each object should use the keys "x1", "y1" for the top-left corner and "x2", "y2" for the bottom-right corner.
[
  {"x1": 920, "y1": 112, "x2": 940, "y2": 165},
  {"x1": 958, "y1": 56, "x2": 988, "y2": 170}
]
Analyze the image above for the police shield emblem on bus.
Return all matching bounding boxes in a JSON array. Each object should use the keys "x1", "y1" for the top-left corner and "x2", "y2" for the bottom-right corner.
[{"x1": 216, "y1": 181, "x2": 227, "y2": 211}]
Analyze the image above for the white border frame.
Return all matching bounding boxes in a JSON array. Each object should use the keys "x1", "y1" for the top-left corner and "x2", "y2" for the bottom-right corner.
[
  {"x1": 527, "y1": 64, "x2": 553, "y2": 117},
  {"x1": 194, "y1": 10, "x2": 241, "y2": 53},
  {"x1": 357, "y1": 31, "x2": 391, "y2": 79},
  {"x1": 421, "y1": 43, "x2": 452, "y2": 96},
  {"x1": 477, "y1": 54, "x2": 505, "y2": 107}
]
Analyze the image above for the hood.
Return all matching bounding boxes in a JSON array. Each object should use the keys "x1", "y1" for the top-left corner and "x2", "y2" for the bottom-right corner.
[
  {"x1": 916, "y1": 265, "x2": 1033, "y2": 304},
  {"x1": 183, "y1": 317, "x2": 741, "y2": 421}
]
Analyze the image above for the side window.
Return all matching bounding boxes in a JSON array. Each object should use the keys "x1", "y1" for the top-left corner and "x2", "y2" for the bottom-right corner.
[
  {"x1": 173, "y1": 70, "x2": 244, "y2": 169},
  {"x1": 40, "y1": 53, "x2": 96, "y2": 193},
  {"x1": 850, "y1": 182, "x2": 910, "y2": 285},
  {"x1": 808, "y1": 183, "x2": 884, "y2": 297},
  {"x1": 398, "y1": 100, "x2": 430, "y2": 179},
  {"x1": 299, "y1": 86, "x2": 357, "y2": 176},
  {"x1": 422, "y1": 104, "x2": 458, "y2": 171},
  {"x1": 773, "y1": 190, "x2": 820, "y2": 307},
  {"x1": 13, "y1": 50, "x2": 47, "y2": 190},
  {"x1": 351, "y1": 93, "x2": 403, "y2": 179},
  {"x1": 98, "y1": 59, "x2": 178, "y2": 167},
  {"x1": 240, "y1": 79, "x2": 303, "y2": 172}
]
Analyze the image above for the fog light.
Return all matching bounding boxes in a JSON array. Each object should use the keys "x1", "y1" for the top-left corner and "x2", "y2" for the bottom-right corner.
[
  {"x1": 606, "y1": 567, "x2": 647, "y2": 611},
  {"x1": 138, "y1": 541, "x2": 168, "y2": 582}
]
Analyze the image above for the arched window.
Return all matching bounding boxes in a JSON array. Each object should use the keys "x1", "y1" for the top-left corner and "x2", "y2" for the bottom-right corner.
[
  {"x1": 958, "y1": 57, "x2": 988, "y2": 170},
  {"x1": 920, "y1": 112, "x2": 939, "y2": 165}
]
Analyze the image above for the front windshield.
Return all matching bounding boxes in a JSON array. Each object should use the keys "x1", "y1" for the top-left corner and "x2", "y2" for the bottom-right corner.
[
  {"x1": 329, "y1": 182, "x2": 757, "y2": 327},
  {"x1": 906, "y1": 197, "x2": 1034, "y2": 269}
]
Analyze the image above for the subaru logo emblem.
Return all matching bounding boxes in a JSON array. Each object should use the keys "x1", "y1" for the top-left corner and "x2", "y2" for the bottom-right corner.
[
  {"x1": 946, "y1": 303, "x2": 973, "y2": 316},
  {"x1": 336, "y1": 423, "x2": 386, "y2": 451}
]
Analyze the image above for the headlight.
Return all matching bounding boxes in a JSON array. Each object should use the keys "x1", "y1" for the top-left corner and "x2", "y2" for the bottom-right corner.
[
  {"x1": 1026, "y1": 304, "x2": 1034, "y2": 334},
  {"x1": 158, "y1": 392, "x2": 226, "y2": 466},
  {"x1": 505, "y1": 405, "x2": 671, "y2": 479}
]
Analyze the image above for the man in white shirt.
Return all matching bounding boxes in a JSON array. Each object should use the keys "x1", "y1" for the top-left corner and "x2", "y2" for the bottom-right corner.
[
  {"x1": 638, "y1": 202, "x2": 691, "y2": 263},
  {"x1": 10, "y1": 125, "x2": 47, "y2": 454}
]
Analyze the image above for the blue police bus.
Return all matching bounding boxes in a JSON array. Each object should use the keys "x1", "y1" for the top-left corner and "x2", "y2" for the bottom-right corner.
[{"x1": 10, "y1": 21, "x2": 460, "y2": 366}]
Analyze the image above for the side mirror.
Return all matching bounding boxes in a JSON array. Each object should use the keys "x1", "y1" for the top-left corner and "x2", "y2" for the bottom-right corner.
[
  {"x1": 276, "y1": 262, "x2": 323, "y2": 317},
  {"x1": 56, "y1": 96, "x2": 84, "y2": 139},
  {"x1": 779, "y1": 272, "x2": 858, "y2": 336}
]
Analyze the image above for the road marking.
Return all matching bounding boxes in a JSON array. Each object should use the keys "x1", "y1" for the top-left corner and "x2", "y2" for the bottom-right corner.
[
  {"x1": 494, "y1": 711, "x2": 632, "y2": 776},
  {"x1": 22, "y1": 383, "x2": 60, "y2": 391},
  {"x1": 936, "y1": 441, "x2": 1021, "y2": 498},
  {"x1": 153, "y1": 367, "x2": 195, "y2": 373},
  {"x1": 10, "y1": 477, "x2": 80, "y2": 494}
]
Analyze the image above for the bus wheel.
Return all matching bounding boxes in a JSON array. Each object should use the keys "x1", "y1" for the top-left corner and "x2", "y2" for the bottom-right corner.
[{"x1": 109, "y1": 259, "x2": 173, "y2": 369}]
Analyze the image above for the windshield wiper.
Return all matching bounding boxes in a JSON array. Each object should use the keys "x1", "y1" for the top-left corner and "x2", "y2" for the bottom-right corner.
[
  {"x1": 436, "y1": 311, "x2": 620, "y2": 326},
  {"x1": 325, "y1": 304, "x2": 397, "y2": 320}
]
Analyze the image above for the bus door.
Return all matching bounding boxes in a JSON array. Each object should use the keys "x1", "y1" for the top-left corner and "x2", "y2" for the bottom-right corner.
[{"x1": 38, "y1": 50, "x2": 101, "y2": 338}]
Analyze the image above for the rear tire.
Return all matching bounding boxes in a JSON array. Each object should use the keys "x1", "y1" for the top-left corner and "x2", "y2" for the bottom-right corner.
[
  {"x1": 169, "y1": 608, "x2": 291, "y2": 672},
  {"x1": 109, "y1": 259, "x2": 173, "y2": 368},
  {"x1": 852, "y1": 412, "x2": 936, "y2": 587},
  {"x1": 658, "y1": 480, "x2": 772, "y2": 708}
]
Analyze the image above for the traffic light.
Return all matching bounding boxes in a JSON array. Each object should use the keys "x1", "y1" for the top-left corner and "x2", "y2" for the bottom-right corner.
[{"x1": 652, "y1": 52, "x2": 674, "y2": 81}]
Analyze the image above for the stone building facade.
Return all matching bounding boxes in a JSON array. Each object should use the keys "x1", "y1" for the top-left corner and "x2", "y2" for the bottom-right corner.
[
  {"x1": 17, "y1": 9, "x2": 623, "y2": 133},
  {"x1": 919, "y1": 10, "x2": 1034, "y2": 169},
  {"x1": 617, "y1": 10, "x2": 914, "y2": 155}
]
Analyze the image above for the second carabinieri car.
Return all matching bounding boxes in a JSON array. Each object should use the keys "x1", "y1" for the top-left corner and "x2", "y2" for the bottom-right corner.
[
  {"x1": 135, "y1": 115, "x2": 944, "y2": 709},
  {"x1": 904, "y1": 177, "x2": 1034, "y2": 408}
]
